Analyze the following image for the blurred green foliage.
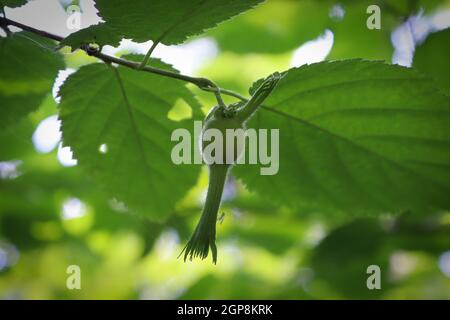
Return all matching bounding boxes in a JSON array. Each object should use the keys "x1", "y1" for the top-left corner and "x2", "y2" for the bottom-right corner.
[
  {"x1": 414, "y1": 28, "x2": 450, "y2": 95},
  {"x1": 1, "y1": 0, "x2": 450, "y2": 299}
]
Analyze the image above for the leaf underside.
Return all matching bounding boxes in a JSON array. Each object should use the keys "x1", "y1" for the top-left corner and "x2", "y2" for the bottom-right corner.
[
  {"x1": 413, "y1": 28, "x2": 450, "y2": 95},
  {"x1": 235, "y1": 60, "x2": 450, "y2": 215},
  {"x1": 0, "y1": 32, "x2": 64, "y2": 128},
  {"x1": 58, "y1": 57, "x2": 203, "y2": 219},
  {"x1": 0, "y1": 0, "x2": 27, "y2": 8},
  {"x1": 62, "y1": 0, "x2": 264, "y2": 49}
]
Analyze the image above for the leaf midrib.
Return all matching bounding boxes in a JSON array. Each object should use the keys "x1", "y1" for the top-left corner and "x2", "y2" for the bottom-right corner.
[{"x1": 112, "y1": 67, "x2": 163, "y2": 208}]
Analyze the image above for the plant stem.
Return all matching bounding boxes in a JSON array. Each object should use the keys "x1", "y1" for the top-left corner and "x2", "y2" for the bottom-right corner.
[
  {"x1": 180, "y1": 164, "x2": 230, "y2": 264},
  {"x1": 139, "y1": 40, "x2": 159, "y2": 69},
  {"x1": 1, "y1": 16, "x2": 63, "y2": 41},
  {"x1": 0, "y1": 16, "x2": 246, "y2": 104},
  {"x1": 203, "y1": 86, "x2": 247, "y2": 102},
  {"x1": 236, "y1": 72, "x2": 281, "y2": 122}
]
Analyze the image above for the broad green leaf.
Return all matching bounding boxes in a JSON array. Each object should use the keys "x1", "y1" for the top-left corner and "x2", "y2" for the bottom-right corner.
[
  {"x1": 235, "y1": 60, "x2": 450, "y2": 215},
  {"x1": 62, "y1": 0, "x2": 264, "y2": 49},
  {"x1": 0, "y1": 0, "x2": 27, "y2": 8},
  {"x1": 0, "y1": 118, "x2": 34, "y2": 160},
  {"x1": 207, "y1": 0, "x2": 331, "y2": 54},
  {"x1": 58, "y1": 57, "x2": 203, "y2": 219},
  {"x1": 60, "y1": 23, "x2": 122, "y2": 51},
  {"x1": 0, "y1": 32, "x2": 64, "y2": 128},
  {"x1": 413, "y1": 28, "x2": 450, "y2": 95}
]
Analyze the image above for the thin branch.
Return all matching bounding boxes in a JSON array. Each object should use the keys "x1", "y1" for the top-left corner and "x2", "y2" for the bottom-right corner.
[
  {"x1": 0, "y1": 22, "x2": 10, "y2": 36},
  {"x1": 93, "y1": 48, "x2": 214, "y2": 89},
  {"x1": 0, "y1": 16, "x2": 245, "y2": 104},
  {"x1": 0, "y1": 7, "x2": 7, "y2": 20},
  {"x1": 221, "y1": 89, "x2": 246, "y2": 101},
  {"x1": 204, "y1": 87, "x2": 247, "y2": 102},
  {"x1": 139, "y1": 40, "x2": 159, "y2": 69},
  {"x1": 139, "y1": 0, "x2": 208, "y2": 70},
  {"x1": 1, "y1": 16, "x2": 63, "y2": 41},
  {"x1": 0, "y1": 9, "x2": 11, "y2": 36},
  {"x1": 213, "y1": 88, "x2": 227, "y2": 108}
]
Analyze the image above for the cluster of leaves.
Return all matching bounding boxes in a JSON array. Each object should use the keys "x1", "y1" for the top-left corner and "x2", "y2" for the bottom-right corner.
[
  {"x1": 0, "y1": 0, "x2": 450, "y2": 298},
  {"x1": 5, "y1": 0, "x2": 449, "y2": 220}
]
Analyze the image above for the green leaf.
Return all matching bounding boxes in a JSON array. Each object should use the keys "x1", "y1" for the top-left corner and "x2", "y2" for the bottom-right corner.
[
  {"x1": 58, "y1": 57, "x2": 203, "y2": 219},
  {"x1": 0, "y1": 119, "x2": 34, "y2": 160},
  {"x1": 62, "y1": 0, "x2": 264, "y2": 49},
  {"x1": 413, "y1": 28, "x2": 450, "y2": 95},
  {"x1": 60, "y1": 23, "x2": 122, "y2": 51},
  {"x1": 0, "y1": 0, "x2": 27, "y2": 8},
  {"x1": 235, "y1": 60, "x2": 450, "y2": 215},
  {"x1": 0, "y1": 32, "x2": 64, "y2": 128}
]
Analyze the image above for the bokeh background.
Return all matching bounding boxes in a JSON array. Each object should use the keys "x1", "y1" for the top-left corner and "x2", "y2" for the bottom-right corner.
[{"x1": 1, "y1": 0, "x2": 450, "y2": 299}]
